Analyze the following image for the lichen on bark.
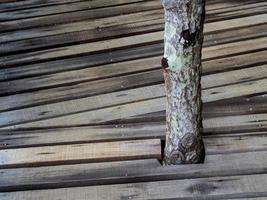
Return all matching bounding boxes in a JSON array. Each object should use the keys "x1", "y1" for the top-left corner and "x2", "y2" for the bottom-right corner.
[{"x1": 162, "y1": 0, "x2": 205, "y2": 164}]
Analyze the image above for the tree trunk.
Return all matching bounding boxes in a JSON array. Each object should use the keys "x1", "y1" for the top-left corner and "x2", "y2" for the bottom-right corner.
[{"x1": 162, "y1": 0, "x2": 205, "y2": 164}]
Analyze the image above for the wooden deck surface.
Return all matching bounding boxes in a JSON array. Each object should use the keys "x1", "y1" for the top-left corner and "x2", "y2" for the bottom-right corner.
[{"x1": 0, "y1": 0, "x2": 267, "y2": 199}]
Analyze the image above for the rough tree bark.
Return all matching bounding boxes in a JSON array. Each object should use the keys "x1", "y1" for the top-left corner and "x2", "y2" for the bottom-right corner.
[{"x1": 161, "y1": 0, "x2": 205, "y2": 164}]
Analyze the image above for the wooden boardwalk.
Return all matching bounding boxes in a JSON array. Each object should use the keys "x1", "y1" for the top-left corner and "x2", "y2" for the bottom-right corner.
[{"x1": 0, "y1": 0, "x2": 267, "y2": 199}]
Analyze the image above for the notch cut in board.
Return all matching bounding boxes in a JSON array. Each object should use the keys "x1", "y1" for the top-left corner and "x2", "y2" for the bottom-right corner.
[{"x1": 0, "y1": 139, "x2": 161, "y2": 169}]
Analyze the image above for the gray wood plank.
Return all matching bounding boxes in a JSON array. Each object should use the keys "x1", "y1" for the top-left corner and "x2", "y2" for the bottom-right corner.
[
  {"x1": 1, "y1": 174, "x2": 267, "y2": 199},
  {"x1": 1, "y1": 151, "x2": 266, "y2": 192},
  {"x1": 0, "y1": 139, "x2": 161, "y2": 168}
]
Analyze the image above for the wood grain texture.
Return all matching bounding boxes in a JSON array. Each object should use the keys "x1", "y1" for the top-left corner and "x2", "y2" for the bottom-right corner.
[
  {"x1": 1, "y1": 174, "x2": 267, "y2": 199},
  {"x1": 0, "y1": 0, "x2": 267, "y2": 198},
  {"x1": 0, "y1": 139, "x2": 161, "y2": 168},
  {"x1": 0, "y1": 151, "x2": 266, "y2": 192},
  {"x1": 1, "y1": 26, "x2": 266, "y2": 67}
]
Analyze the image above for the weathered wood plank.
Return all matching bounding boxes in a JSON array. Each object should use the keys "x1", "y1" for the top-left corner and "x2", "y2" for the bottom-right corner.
[
  {"x1": 7, "y1": 97, "x2": 267, "y2": 130},
  {"x1": 1, "y1": 46, "x2": 266, "y2": 83},
  {"x1": 0, "y1": 58, "x2": 162, "y2": 96},
  {"x1": 0, "y1": 139, "x2": 161, "y2": 168},
  {"x1": 1, "y1": 30, "x2": 266, "y2": 67},
  {"x1": 0, "y1": 9, "x2": 157, "y2": 43},
  {"x1": 0, "y1": 70, "x2": 164, "y2": 112},
  {"x1": 0, "y1": 43, "x2": 162, "y2": 82},
  {"x1": 204, "y1": 134, "x2": 267, "y2": 154},
  {"x1": 1, "y1": 64, "x2": 266, "y2": 118},
  {"x1": 0, "y1": 151, "x2": 266, "y2": 192},
  {"x1": 1, "y1": 0, "x2": 265, "y2": 34},
  {"x1": 0, "y1": 0, "x2": 146, "y2": 21},
  {"x1": 1, "y1": 59, "x2": 266, "y2": 97},
  {"x1": 1, "y1": 65, "x2": 267, "y2": 128},
  {"x1": 0, "y1": 0, "x2": 162, "y2": 33},
  {"x1": 0, "y1": 0, "x2": 84, "y2": 12},
  {"x1": 203, "y1": 50, "x2": 267, "y2": 74},
  {"x1": 0, "y1": 85, "x2": 165, "y2": 127},
  {"x1": 203, "y1": 78, "x2": 267, "y2": 102},
  {"x1": 206, "y1": 1, "x2": 267, "y2": 22},
  {"x1": 2, "y1": 18, "x2": 267, "y2": 56},
  {"x1": 0, "y1": 122, "x2": 165, "y2": 148},
  {"x1": 1, "y1": 2, "x2": 266, "y2": 50},
  {"x1": 1, "y1": 174, "x2": 267, "y2": 199}
]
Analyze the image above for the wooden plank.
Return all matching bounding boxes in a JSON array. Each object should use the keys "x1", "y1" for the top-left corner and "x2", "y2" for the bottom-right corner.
[
  {"x1": 206, "y1": 1, "x2": 267, "y2": 22},
  {"x1": 4, "y1": 97, "x2": 166, "y2": 129},
  {"x1": 203, "y1": 94, "x2": 267, "y2": 118},
  {"x1": 1, "y1": 30, "x2": 266, "y2": 67},
  {"x1": 204, "y1": 113, "x2": 267, "y2": 133},
  {"x1": 0, "y1": 9, "x2": 163, "y2": 43},
  {"x1": 2, "y1": 1, "x2": 266, "y2": 34},
  {"x1": 203, "y1": 50, "x2": 267, "y2": 74},
  {"x1": 203, "y1": 77, "x2": 267, "y2": 102},
  {"x1": 2, "y1": 18, "x2": 267, "y2": 56},
  {"x1": 1, "y1": 111, "x2": 267, "y2": 147},
  {"x1": 0, "y1": 0, "x2": 162, "y2": 33},
  {"x1": 0, "y1": 57, "x2": 162, "y2": 96},
  {"x1": 126, "y1": 112, "x2": 267, "y2": 135},
  {"x1": 0, "y1": 121, "x2": 166, "y2": 148},
  {"x1": 0, "y1": 0, "x2": 146, "y2": 21},
  {"x1": 0, "y1": 0, "x2": 84, "y2": 12},
  {"x1": 0, "y1": 85, "x2": 165, "y2": 127},
  {"x1": 1, "y1": 59, "x2": 266, "y2": 97},
  {"x1": 1, "y1": 47, "x2": 266, "y2": 82},
  {"x1": 202, "y1": 64, "x2": 267, "y2": 89},
  {"x1": 1, "y1": 174, "x2": 267, "y2": 199},
  {"x1": 0, "y1": 139, "x2": 161, "y2": 168},
  {"x1": 204, "y1": 134, "x2": 267, "y2": 154},
  {"x1": 1, "y1": 2, "x2": 266, "y2": 46},
  {"x1": 0, "y1": 43, "x2": 163, "y2": 82},
  {"x1": 0, "y1": 122, "x2": 165, "y2": 148},
  {"x1": 0, "y1": 151, "x2": 266, "y2": 192},
  {"x1": 1, "y1": 63, "x2": 266, "y2": 117},
  {"x1": 7, "y1": 98, "x2": 267, "y2": 130},
  {"x1": 0, "y1": 70, "x2": 164, "y2": 112},
  {"x1": 0, "y1": 31, "x2": 164, "y2": 67}
]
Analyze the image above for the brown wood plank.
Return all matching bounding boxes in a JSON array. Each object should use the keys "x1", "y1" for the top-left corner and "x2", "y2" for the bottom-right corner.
[
  {"x1": 1, "y1": 65, "x2": 267, "y2": 127},
  {"x1": 7, "y1": 97, "x2": 267, "y2": 130},
  {"x1": 1, "y1": 174, "x2": 267, "y2": 199},
  {"x1": 1, "y1": 58, "x2": 266, "y2": 97},
  {"x1": 0, "y1": 70, "x2": 164, "y2": 112},
  {"x1": 0, "y1": 0, "x2": 146, "y2": 21},
  {"x1": 0, "y1": 64, "x2": 266, "y2": 123},
  {"x1": 2, "y1": 18, "x2": 267, "y2": 56},
  {"x1": 0, "y1": 0, "x2": 265, "y2": 34},
  {"x1": 0, "y1": 139, "x2": 161, "y2": 168},
  {"x1": 0, "y1": 9, "x2": 163, "y2": 45},
  {"x1": 0, "y1": 85, "x2": 165, "y2": 127},
  {"x1": 1, "y1": 1, "x2": 266, "y2": 51},
  {"x1": 206, "y1": 1, "x2": 267, "y2": 22},
  {"x1": 0, "y1": 121, "x2": 166, "y2": 148},
  {"x1": 1, "y1": 46, "x2": 266, "y2": 83},
  {"x1": 0, "y1": 0, "x2": 84, "y2": 12},
  {"x1": 0, "y1": 0, "x2": 162, "y2": 33},
  {"x1": 1, "y1": 28, "x2": 266, "y2": 67},
  {"x1": 203, "y1": 77, "x2": 267, "y2": 102},
  {"x1": 0, "y1": 57, "x2": 162, "y2": 96},
  {"x1": 203, "y1": 50, "x2": 267, "y2": 74},
  {"x1": 0, "y1": 151, "x2": 266, "y2": 192}
]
